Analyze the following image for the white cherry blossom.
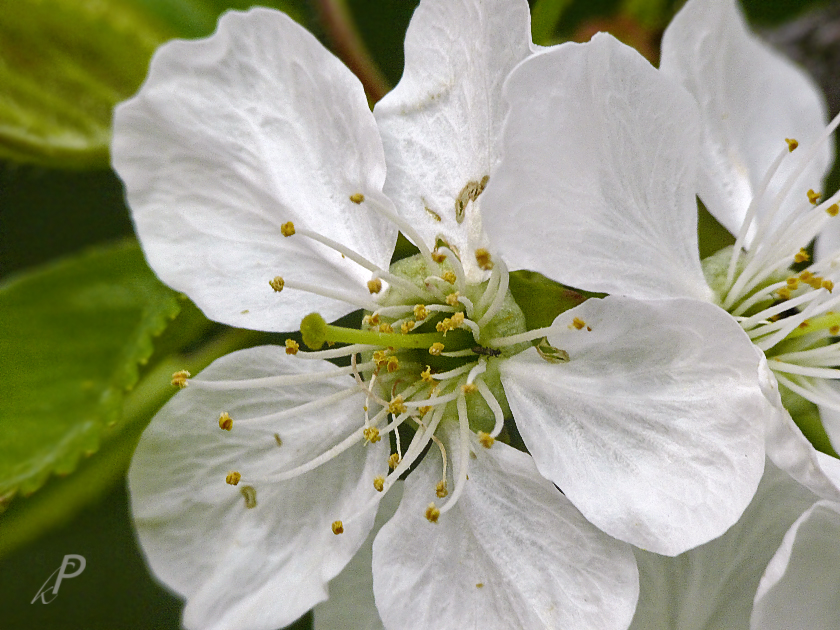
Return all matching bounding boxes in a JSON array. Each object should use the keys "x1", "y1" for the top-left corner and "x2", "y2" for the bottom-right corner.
[
  {"x1": 628, "y1": 456, "x2": 840, "y2": 630},
  {"x1": 114, "y1": 2, "x2": 775, "y2": 629},
  {"x1": 482, "y1": 0, "x2": 839, "y2": 511}
]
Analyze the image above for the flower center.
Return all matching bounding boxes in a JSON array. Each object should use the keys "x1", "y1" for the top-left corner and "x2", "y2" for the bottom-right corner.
[{"x1": 701, "y1": 114, "x2": 840, "y2": 428}]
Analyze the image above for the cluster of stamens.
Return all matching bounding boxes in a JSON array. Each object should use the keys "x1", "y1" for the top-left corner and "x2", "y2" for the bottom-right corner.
[
  {"x1": 175, "y1": 190, "x2": 575, "y2": 529},
  {"x1": 707, "y1": 112, "x2": 840, "y2": 414}
]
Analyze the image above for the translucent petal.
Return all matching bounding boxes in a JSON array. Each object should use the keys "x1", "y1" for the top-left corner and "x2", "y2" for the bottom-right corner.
[
  {"x1": 661, "y1": 0, "x2": 832, "y2": 243},
  {"x1": 501, "y1": 295, "x2": 767, "y2": 555},
  {"x1": 630, "y1": 460, "x2": 819, "y2": 630},
  {"x1": 373, "y1": 0, "x2": 532, "y2": 281},
  {"x1": 113, "y1": 9, "x2": 396, "y2": 332},
  {"x1": 128, "y1": 346, "x2": 387, "y2": 630},
  {"x1": 371, "y1": 441, "x2": 639, "y2": 630},
  {"x1": 482, "y1": 33, "x2": 712, "y2": 301},
  {"x1": 751, "y1": 500, "x2": 840, "y2": 630}
]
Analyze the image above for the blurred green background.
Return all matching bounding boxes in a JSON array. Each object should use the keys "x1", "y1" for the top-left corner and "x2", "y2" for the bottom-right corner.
[{"x1": 1, "y1": 0, "x2": 839, "y2": 628}]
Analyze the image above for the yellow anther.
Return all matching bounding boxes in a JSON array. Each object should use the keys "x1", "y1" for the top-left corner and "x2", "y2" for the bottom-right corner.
[
  {"x1": 808, "y1": 189, "x2": 822, "y2": 205},
  {"x1": 418, "y1": 405, "x2": 432, "y2": 417},
  {"x1": 776, "y1": 287, "x2": 792, "y2": 300},
  {"x1": 799, "y1": 319, "x2": 810, "y2": 329},
  {"x1": 794, "y1": 248, "x2": 810, "y2": 264},
  {"x1": 386, "y1": 356, "x2": 400, "y2": 373},
  {"x1": 823, "y1": 279, "x2": 835, "y2": 292},
  {"x1": 436, "y1": 312, "x2": 465, "y2": 334},
  {"x1": 425, "y1": 503, "x2": 441, "y2": 523},
  {"x1": 785, "y1": 138, "x2": 799, "y2": 152},
  {"x1": 379, "y1": 323, "x2": 394, "y2": 334},
  {"x1": 800, "y1": 271, "x2": 814, "y2": 282},
  {"x1": 461, "y1": 383, "x2": 478, "y2": 394},
  {"x1": 389, "y1": 396, "x2": 407, "y2": 415},
  {"x1": 285, "y1": 339, "x2": 300, "y2": 355},
  {"x1": 431, "y1": 251, "x2": 447, "y2": 264},
  {"x1": 831, "y1": 325, "x2": 840, "y2": 335},
  {"x1": 436, "y1": 480, "x2": 448, "y2": 498},
  {"x1": 808, "y1": 276, "x2": 825, "y2": 289},
  {"x1": 373, "y1": 349, "x2": 389, "y2": 367},
  {"x1": 827, "y1": 204, "x2": 839, "y2": 217},
  {"x1": 476, "y1": 583, "x2": 484, "y2": 589},
  {"x1": 373, "y1": 476, "x2": 385, "y2": 492},
  {"x1": 786, "y1": 277, "x2": 800, "y2": 288},
  {"x1": 421, "y1": 366, "x2": 435, "y2": 383},
  {"x1": 388, "y1": 453, "x2": 401, "y2": 470},
  {"x1": 401, "y1": 320, "x2": 416, "y2": 334},
  {"x1": 363, "y1": 426, "x2": 381, "y2": 444},
  {"x1": 280, "y1": 221, "x2": 295, "y2": 237},
  {"x1": 475, "y1": 248, "x2": 494, "y2": 270},
  {"x1": 349, "y1": 193, "x2": 365, "y2": 204},
  {"x1": 367, "y1": 278, "x2": 383, "y2": 294},
  {"x1": 171, "y1": 370, "x2": 190, "y2": 388},
  {"x1": 477, "y1": 431, "x2": 495, "y2": 448},
  {"x1": 413, "y1": 304, "x2": 428, "y2": 320},
  {"x1": 570, "y1": 317, "x2": 587, "y2": 330},
  {"x1": 363, "y1": 313, "x2": 381, "y2": 327},
  {"x1": 442, "y1": 271, "x2": 457, "y2": 284},
  {"x1": 429, "y1": 342, "x2": 445, "y2": 356},
  {"x1": 332, "y1": 520, "x2": 344, "y2": 535},
  {"x1": 269, "y1": 276, "x2": 285, "y2": 292},
  {"x1": 446, "y1": 291, "x2": 461, "y2": 306},
  {"x1": 274, "y1": 433, "x2": 283, "y2": 446},
  {"x1": 241, "y1": 486, "x2": 257, "y2": 509},
  {"x1": 218, "y1": 412, "x2": 233, "y2": 431},
  {"x1": 225, "y1": 471, "x2": 241, "y2": 486}
]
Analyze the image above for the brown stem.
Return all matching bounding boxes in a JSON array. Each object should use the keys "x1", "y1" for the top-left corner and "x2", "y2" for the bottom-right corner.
[{"x1": 314, "y1": 0, "x2": 391, "y2": 103}]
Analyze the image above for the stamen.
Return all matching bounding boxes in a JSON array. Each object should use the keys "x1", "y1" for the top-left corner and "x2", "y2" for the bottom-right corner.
[
  {"x1": 190, "y1": 363, "x2": 376, "y2": 392},
  {"x1": 171, "y1": 370, "x2": 190, "y2": 388},
  {"x1": 332, "y1": 520, "x2": 344, "y2": 535},
  {"x1": 436, "y1": 247, "x2": 466, "y2": 294},
  {"x1": 475, "y1": 248, "x2": 494, "y2": 270},
  {"x1": 477, "y1": 431, "x2": 495, "y2": 448},
  {"x1": 280, "y1": 279, "x2": 379, "y2": 311},
  {"x1": 774, "y1": 372, "x2": 840, "y2": 412},
  {"x1": 475, "y1": 378, "x2": 505, "y2": 438},
  {"x1": 726, "y1": 143, "x2": 791, "y2": 288},
  {"x1": 285, "y1": 339, "x2": 299, "y2": 355},
  {"x1": 363, "y1": 195, "x2": 435, "y2": 264},
  {"x1": 225, "y1": 471, "x2": 241, "y2": 485},
  {"x1": 218, "y1": 412, "x2": 233, "y2": 431},
  {"x1": 368, "y1": 279, "x2": 383, "y2": 294},
  {"x1": 486, "y1": 325, "x2": 556, "y2": 348},
  {"x1": 292, "y1": 343, "x2": 378, "y2": 360},
  {"x1": 425, "y1": 503, "x2": 441, "y2": 523},
  {"x1": 476, "y1": 258, "x2": 510, "y2": 328},
  {"x1": 373, "y1": 476, "x2": 385, "y2": 492},
  {"x1": 768, "y1": 361, "x2": 840, "y2": 379},
  {"x1": 475, "y1": 263, "x2": 501, "y2": 315},
  {"x1": 429, "y1": 433, "x2": 448, "y2": 497},
  {"x1": 438, "y1": 393, "x2": 471, "y2": 516}
]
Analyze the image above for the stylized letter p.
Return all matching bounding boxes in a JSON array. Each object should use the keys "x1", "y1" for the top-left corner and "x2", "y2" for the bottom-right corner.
[{"x1": 31, "y1": 554, "x2": 86, "y2": 604}]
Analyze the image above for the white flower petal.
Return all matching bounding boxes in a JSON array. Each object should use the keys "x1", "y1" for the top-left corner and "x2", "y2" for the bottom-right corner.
[
  {"x1": 500, "y1": 295, "x2": 767, "y2": 555},
  {"x1": 661, "y1": 0, "x2": 832, "y2": 242},
  {"x1": 751, "y1": 500, "x2": 840, "y2": 630},
  {"x1": 630, "y1": 460, "x2": 819, "y2": 630},
  {"x1": 313, "y1": 483, "x2": 403, "y2": 630},
  {"x1": 482, "y1": 33, "x2": 712, "y2": 301},
  {"x1": 761, "y1": 354, "x2": 840, "y2": 503},
  {"x1": 128, "y1": 346, "x2": 387, "y2": 630},
  {"x1": 113, "y1": 8, "x2": 396, "y2": 332},
  {"x1": 373, "y1": 0, "x2": 532, "y2": 280},
  {"x1": 371, "y1": 439, "x2": 639, "y2": 630}
]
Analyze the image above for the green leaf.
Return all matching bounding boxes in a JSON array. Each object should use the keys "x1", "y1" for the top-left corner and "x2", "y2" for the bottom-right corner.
[
  {"x1": 508, "y1": 270, "x2": 601, "y2": 330},
  {"x1": 0, "y1": 0, "x2": 176, "y2": 168},
  {"x1": 0, "y1": 240, "x2": 182, "y2": 503},
  {"x1": 531, "y1": 0, "x2": 574, "y2": 45}
]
